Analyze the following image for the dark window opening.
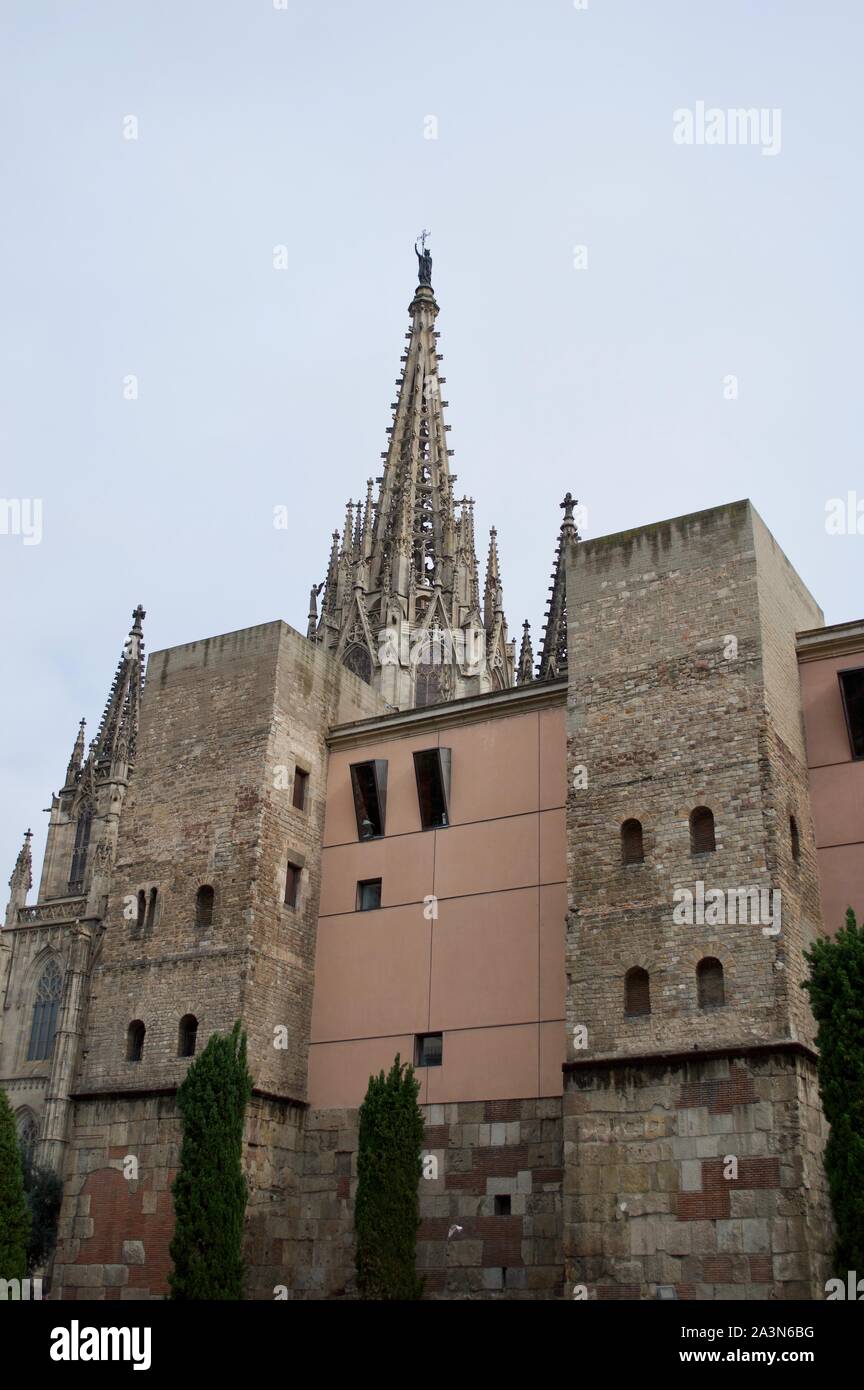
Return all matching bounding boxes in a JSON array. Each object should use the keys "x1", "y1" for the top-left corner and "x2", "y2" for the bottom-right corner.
[
  {"x1": 126, "y1": 1019, "x2": 145, "y2": 1062},
  {"x1": 621, "y1": 818, "x2": 644, "y2": 865},
  {"x1": 178, "y1": 1014, "x2": 198, "y2": 1058},
  {"x1": 689, "y1": 806, "x2": 716, "y2": 855},
  {"x1": 350, "y1": 760, "x2": 388, "y2": 840},
  {"x1": 343, "y1": 643, "x2": 372, "y2": 685},
  {"x1": 414, "y1": 1032, "x2": 443, "y2": 1067},
  {"x1": 196, "y1": 885, "x2": 214, "y2": 928},
  {"x1": 357, "y1": 878, "x2": 382, "y2": 911},
  {"x1": 624, "y1": 967, "x2": 651, "y2": 1017},
  {"x1": 68, "y1": 810, "x2": 92, "y2": 892},
  {"x1": 494, "y1": 1194, "x2": 511, "y2": 1216},
  {"x1": 413, "y1": 748, "x2": 451, "y2": 830},
  {"x1": 790, "y1": 816, "x2": 801, "y2": 863},
  {"x1": 839, "y1": 668, "x2": 864, "y2": 759},
  {"x1": 135, "y1": 889, "x2": 146, "y2": 931},
  {"x1": 27, "y1": 960, "x2": 63, "y2": 1061},
  {"x1": 697, "y1": 957, "x2": 725, "y2": 1009},
  {"x1": 145, "y1": 886, "x2": 158, "y2": 930},
  {"x1": 292, "y1": 768, "x2": 309, "y2": 811},
  {"x1": 284, "y1": 862, "x2": 301, "y2": 909}
]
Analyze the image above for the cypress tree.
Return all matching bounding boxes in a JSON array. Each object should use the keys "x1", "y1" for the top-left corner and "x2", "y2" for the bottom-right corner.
[
  {"x1": 169, "y1": 1020, "x2": 253, "y2": 1300},
  {"x1": 0, "y1": 1087, "x2": 30, "y2": 1283},
  {"x1": 803, "y1": 907, "x2": 864, "y2": 1276},
  {"x1": 354, "y1": 1054, "x2": 424, "y2": 1300}
]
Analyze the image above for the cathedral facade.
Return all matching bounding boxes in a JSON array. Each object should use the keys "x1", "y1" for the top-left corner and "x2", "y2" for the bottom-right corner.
[{"x1": 2, "y1": 250, "x2": 859, "y2": 1300}]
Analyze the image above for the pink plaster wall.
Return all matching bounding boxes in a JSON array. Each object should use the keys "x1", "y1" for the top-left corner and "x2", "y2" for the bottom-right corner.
[
  {"x1": 799, "y1": 647, "x2": 864, "y2": 932},
  {"x1": 310, "y1": 702, "x2": 567, "y2": 1106}
]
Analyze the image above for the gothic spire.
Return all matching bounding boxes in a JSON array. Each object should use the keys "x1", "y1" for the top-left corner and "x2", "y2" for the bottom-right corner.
[
  {"x1": 5, "y1": 828, "x2": 32, "y2": 926},
  {"x1": 63, "y1": 718, "x2": 87, "y2": 791},
  {"x1": 91, "y1": 605, "x2": 146, "y2": 776},
  {"x1": 538, "y1": 493, "x2": 579, "y2": 681},
  {"x1": 309, "y1": 242, "x2": 514, "y2": 706},
  {"x1": 517, "y1": 621, "x2": 535, "y2": 685}
]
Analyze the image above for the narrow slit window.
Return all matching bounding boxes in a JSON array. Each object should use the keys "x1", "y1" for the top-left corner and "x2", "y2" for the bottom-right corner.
[
  {"x1": 285, "y1": 862, "x2": 301, "y2": 909},
  {"x1": 689, "y1": 806, "x2": 716, "y2": 855},
  {"x1": 356, "y1": 878, "x2": 382, "y2": 912},
  {"x1": 178, "y1": 1014, "x2": 198, "y2": 1058},
  {"x1": 790, "y1": 816, "x2": 801, "y2": 863},
  {"x1": 292, "y1": 768, "x2": 309, "y2": 811},
  {"x1": 413, "y1": 748, "x2": 451, "y2": 830},
  {"x1": 68, "y1": 810, "x2": 92, "y2": 892},
  {"x1": 839, "y1": 668, "x2": 864, "y2": 759},
  {"x1": 350, "y1": 760, "x2": 388, "y2": 840},
  {"x1": 621, "y1": 818, "x2": 644, "y2": 865},
  {"x1": 196, "y1": 885, "x2": 214, "y2": 928},
  {"x1": 414, "y1": 1032, "x2": 443, "y2": 1067},
  {"x1": 135, "y1": 890, "x2": 146, "y2": 931},
  {"x1": 126, "y1": 1020, "x2": 145, "y2": 1062},
  {"x1": 624, "y1": 967, "x2": 651, "y2": 1017},
  {"x1": 145, "y1": 887, "x2": 158, "y2": 930},
  {"x1": 697, "y1": 957, "x2": 725, "y2": 1009}
]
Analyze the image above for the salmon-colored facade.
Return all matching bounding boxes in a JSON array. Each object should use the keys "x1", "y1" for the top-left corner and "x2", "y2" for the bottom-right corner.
[
  {"x1": 310, "y1": 683, "x2": 567, "y2": 1107},
  {"x1": 798, "y1": 620, "x2": 864, "y2": 935}
]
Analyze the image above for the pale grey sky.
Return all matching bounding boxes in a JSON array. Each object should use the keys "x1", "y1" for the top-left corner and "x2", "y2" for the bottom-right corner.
[{"x1": 1, "y1": 0, "x2": 861, "y2": 881}]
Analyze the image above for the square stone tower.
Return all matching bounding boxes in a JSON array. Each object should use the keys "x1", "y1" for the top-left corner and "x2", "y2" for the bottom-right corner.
[
  {"x1": 51, "y1": 620, "x2": 382, "y2": 1299},
  {"x1": 562, "y1": 501, "x2": 833, "y2": 1300}
]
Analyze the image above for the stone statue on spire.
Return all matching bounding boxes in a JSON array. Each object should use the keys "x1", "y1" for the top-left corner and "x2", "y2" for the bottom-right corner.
[{"x1": 415, "y1": 230, "x2": 432, "y2": 286}]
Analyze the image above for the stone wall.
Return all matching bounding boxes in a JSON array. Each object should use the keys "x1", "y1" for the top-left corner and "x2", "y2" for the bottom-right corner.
[
  {"x1": 562, "y1": 1048, "x2": 832, "y2": 1300},
  {"x1": 284, "y1": 1098, "x2": 564, "y2": 1300}
]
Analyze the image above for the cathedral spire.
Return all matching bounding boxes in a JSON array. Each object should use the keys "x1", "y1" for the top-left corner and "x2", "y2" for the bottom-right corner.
[
  {"x1": 91, "y1": 605, "x2": 146, "y2": 776},
  {"x1": 538, "y1": 494, "x2": 579, "y2": 681},
  {"x1": 63, "y1": 718, "x2": 87, "y2": 791},
  {"x1": 310, "y1": 242, "x2": 514, "y2": 707},
  {"x1": 5, "y1": 828, "x2": 32, "y2": 927}
]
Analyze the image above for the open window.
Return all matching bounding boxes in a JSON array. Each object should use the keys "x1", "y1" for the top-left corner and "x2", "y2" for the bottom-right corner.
[
  {"x1": 350, "y1": 760, "x2": 388, "y2": 840},
  {"x1": 413, "y1": 748, "x2": 451, "y2": 829},
  {"x1": 839, "y1": 668, "x2": 864, "y2": 759}
]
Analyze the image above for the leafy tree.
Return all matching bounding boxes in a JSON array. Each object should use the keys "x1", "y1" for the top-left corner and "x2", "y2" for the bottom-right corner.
[
  {"x1": 0, "y1": 1088, "x2": 30, "y2": 1282},
  {"x1": 23, "y1": 1161, "x2": 63, "y2": 1272},
  {"x1": 803, "y1": 907, "x2": 864, "y2": 1276},
  {"x1": 169, "y1": 1020, "x2": 253, "y2": 1300},
  {"x1": 355, "y1": 1054, "x2": 424, "y2": 1300}
]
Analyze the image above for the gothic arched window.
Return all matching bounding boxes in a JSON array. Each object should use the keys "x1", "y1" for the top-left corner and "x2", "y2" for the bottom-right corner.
[
  {"x1": 27, "y1": 959, "x2": 63, "y2": 1061},
  {"x1": 69, "y1": 809, "x2": 92, "y2": 891},
  {"x1": 343, "y1": 643, "x2": 372, "y2": 685},
  {"x1": 415, "y1": 661, "x2": 442, "y2": 709},
  {"x1": 16, "y1": 1109, "x2": 38, "y2": 1168}
]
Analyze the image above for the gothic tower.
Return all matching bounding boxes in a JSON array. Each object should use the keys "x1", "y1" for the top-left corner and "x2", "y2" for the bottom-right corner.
[
  {"x1": 308, "y1": 241, "x2": 515, "y2": 708},
  {"x1": 0, "y1": 607, "x2": 146, "y2": 1172}
]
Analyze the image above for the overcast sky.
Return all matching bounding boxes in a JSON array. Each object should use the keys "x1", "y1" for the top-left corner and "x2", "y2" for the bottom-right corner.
[{"x1": 1, "y1": 1, "x2": 861, "y2": 884}]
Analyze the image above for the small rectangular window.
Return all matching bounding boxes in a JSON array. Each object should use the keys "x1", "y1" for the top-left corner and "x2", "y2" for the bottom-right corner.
[
  {"x1": 356, "y1": 878, "x2": 382, "y2": 911},
  {"x1": 413, "y1": 748, "x2": 451, "y2": 830},
  {"x1": 494, "y1": 1194, "x2": 511, "y2": 1216},
  {"x1": 839, "y1": 668, "x2": 864, "y2": 759},
  {"x1": 350, "y1": 760, "x2": 388, "y2": 839},
  {"x1": 292, "y1": 767, "x2": 309, "y2": 811},
  {"x1": 414, "y1": 1032, "x2": 443, "y2": 1068},
  {"x1": 284, "y1": 862, "x2": 301, "y2": 909}
]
